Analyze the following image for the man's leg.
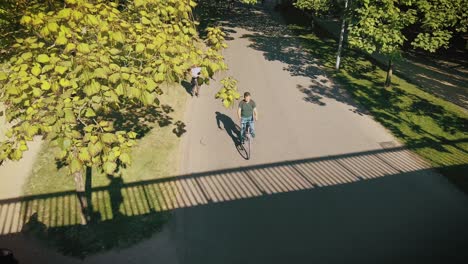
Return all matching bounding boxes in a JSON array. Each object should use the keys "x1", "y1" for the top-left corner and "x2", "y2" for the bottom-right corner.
[
  {"x1": 191, "y1": 78, "x2": 196, "y2": 96},
  {"x1": 195, "y1": 78, "x2": 200, "y2": 96},
  {"x1": 240, "y1": 118, "x2": 247, "y2": 143},
  {"x1": 249, "y1": 118, "x2": 255, "y2": 138}
]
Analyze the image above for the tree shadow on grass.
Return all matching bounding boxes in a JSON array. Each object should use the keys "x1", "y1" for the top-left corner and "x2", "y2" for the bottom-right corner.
[
  {"x1": 53, "y1": 101, "x2": 185, "y2": 173},
  {"x1": 111, "y1": 104, "x2": 176, "y2": 139},
  {"x1": 22, "y1": 212, "x2": 169, "y2": 259},
  {"x1": 407, "y1": 95, "x2": 468, "y2": 134},
  {"x1": 333, "y1": 70, "x2": 467, "y2": 136},
  {"x1": 21, "y1": 175, "x2": 169, "y2": 259},
  {"x1": 173, "y1": 121, "x2": 187, "y2": 137},
  {"x1": 393, "y1": 50, "x2": 468, "y2": 108}
]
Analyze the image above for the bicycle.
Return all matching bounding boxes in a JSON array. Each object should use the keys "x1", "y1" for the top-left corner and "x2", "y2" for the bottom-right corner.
[{"x1": 241, "y1": 120, "x2": 253, "y2": 160}]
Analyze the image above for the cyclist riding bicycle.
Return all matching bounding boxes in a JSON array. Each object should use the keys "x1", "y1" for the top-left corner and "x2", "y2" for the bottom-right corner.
[{"x1": 238, "y1": 92, "x2": 258, "y2": 143}]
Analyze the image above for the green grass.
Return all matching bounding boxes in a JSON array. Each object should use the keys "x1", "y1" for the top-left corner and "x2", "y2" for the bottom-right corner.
[
  {"x1": 21, "y1": 83, "x2": 189, "y2": 257},
  {"x1": 280, "y1": 10, "x2": 468, "y2": 191}
]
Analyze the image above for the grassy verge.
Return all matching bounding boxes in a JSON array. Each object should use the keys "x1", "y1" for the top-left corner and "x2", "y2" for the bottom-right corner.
[
  {"x1": 279, "y1": 9, "x2": 468, "y2": 192},
  {"x1": 21, "y1": 84, "x2": 189, "y2": 257}
]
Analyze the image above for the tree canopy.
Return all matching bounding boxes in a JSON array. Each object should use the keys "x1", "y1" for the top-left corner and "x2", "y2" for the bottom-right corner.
[
  {"x1": 348, "y1": 0, "x2": 467, "y2": 55},
  {"x1": 348, "y1": 0, "x2": 416, "y2": 57},
  {"x1": 0, "y1": 0, "x2": 233, "y2": 222},
  {"x1": 350, "y1": 0, "x2": 466, "y2": 85},
  {"x1": 0, "y1": 0, "x2": 226, "y2": 166},
  {"x1": 410, "y1": 0, "x2": 468, "y2": 52},
  {"x1": 294, "y1": 0, "x2": 332, "y2": 14}
]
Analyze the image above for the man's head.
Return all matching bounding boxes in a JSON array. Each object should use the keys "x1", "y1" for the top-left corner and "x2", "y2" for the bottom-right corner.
[{"x1": 244, "y1": 92, "x2": 251, "y2": 102}]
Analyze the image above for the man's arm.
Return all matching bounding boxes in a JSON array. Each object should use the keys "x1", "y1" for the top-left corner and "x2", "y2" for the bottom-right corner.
[
  {"x1": 237, "y1": 107, "x2": 242, "y2": 120},
  {"x1": 253, "y1": 108, "x2": 258, "y2": 121}
]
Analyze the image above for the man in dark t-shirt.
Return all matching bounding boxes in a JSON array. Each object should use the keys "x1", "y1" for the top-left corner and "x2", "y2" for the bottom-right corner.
[{"x1": 238, "y1": 92, "x2": 258, "y2": 141}]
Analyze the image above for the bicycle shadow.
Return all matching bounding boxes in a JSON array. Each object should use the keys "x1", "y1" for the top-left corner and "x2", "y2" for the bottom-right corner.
[
  {"x1": 215, "y1": 112, "x2": 248, "y2": 159},
  {"x1": 236, "y1": 143, "x2": 249, "y2": 160}
]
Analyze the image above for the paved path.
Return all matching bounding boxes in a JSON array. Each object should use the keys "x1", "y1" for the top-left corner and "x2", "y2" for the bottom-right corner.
[
  {"x1": 0, "y1": 104, "x2": 42, "y2": 200},
  {"x1": 1, "y1": 4, "x2": 468, "y2": 264}
]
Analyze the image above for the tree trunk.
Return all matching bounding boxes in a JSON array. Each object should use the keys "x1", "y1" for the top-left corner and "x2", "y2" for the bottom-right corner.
[
  {"x1": 74, "y1": 169, "x2": 89, "y2": 225},
  {"x1": 385, "y1": 58, "x2": 393, "y2": 87},
  {"x1": 335, "y1": 0, "x2": 349, "y2": 70}
]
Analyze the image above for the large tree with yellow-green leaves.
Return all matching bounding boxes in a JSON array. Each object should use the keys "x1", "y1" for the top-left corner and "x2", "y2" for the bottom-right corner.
[{"x1": 0, "y1": 0, "x2": 239, "y2": 224}]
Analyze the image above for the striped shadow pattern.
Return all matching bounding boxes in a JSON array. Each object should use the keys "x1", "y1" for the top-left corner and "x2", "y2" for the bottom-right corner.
[{"x1": 1, "y1": 144, "x2": 464, "y2": 235}]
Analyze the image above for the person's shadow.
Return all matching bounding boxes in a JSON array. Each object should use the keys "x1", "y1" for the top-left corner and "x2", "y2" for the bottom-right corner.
[
  {"x1": 21, "y1": 212, "x2": 47, "y2": 236},
  {"x1": 181, "y1": 80, "x2": 193, "y2": 96},
  {"x1": 215, "y1": 112, "x2": 241, "y2": 146},
  {"x1": 107, "y1": 175, "x2": 124, "y2": 219}
]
